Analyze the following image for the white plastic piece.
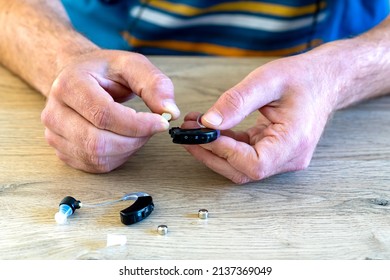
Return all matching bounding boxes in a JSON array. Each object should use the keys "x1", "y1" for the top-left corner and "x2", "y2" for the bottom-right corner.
[
  {"x1": 106, "y1": 234, "x2": 127, "y2": 247},
  {"x1": 162, "y1": 113, "x2": 172, "y2": 122},
  {"x1": 54, "y1": 204, "x2": 73, "y2": 225}
]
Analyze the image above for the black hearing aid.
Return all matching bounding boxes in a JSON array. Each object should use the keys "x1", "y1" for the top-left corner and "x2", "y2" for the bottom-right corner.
[
  {"x1": 120, "y1": 195, "x2": 154, "y2": 225},
  {"x1": 169, "y1": 127, "x2": 220, "y2": 144},
  {"x1": 168, "y1": 113, "x2": 220, "y2": 144},
  {"x1": 55, "y1": 193, "x2": 154, "y2": 225}
]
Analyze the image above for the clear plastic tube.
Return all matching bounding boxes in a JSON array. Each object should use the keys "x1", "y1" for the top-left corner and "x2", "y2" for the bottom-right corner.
[{"x1": 81, "y1": 192, "x2": 149, "y2": 208}]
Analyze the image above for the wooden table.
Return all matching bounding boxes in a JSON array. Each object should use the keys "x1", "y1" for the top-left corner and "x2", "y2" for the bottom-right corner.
[{"x1": 0, "y1": 57, "x2": 389, "y2": 260}]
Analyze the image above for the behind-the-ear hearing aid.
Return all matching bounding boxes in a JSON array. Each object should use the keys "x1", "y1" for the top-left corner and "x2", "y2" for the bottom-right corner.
[{"x1": 55, "y1": 192, "x2": 154, "y2": 225}]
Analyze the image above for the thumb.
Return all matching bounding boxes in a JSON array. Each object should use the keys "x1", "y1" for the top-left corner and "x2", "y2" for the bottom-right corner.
[{"x1": 201, "y1": 69, "x2": 282, "y2": 130}]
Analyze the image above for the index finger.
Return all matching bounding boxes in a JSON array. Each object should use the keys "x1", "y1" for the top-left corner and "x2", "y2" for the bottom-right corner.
[
  {"x1": 51, "y1": 72, "x2": 169, "y2": 137},
  {"x1": 111, "y1": 53, "x2": 180, "y2": 119},
  {"x1": 199, "y1": 134, "x2": 293, "y2": 181}
]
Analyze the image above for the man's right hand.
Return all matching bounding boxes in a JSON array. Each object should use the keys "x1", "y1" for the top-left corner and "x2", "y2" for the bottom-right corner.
[{"x1": 41, "y1": 50, "x2": 180, "y2": 173}]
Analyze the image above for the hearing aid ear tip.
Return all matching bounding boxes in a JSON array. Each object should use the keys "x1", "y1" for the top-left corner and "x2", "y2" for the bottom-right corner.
[
  {"x1": 55, "y1": 211, "x2": 68, "y2": 225},
  {"x1": 55, "y1": 200, "x2": 76, "y2": 224}
]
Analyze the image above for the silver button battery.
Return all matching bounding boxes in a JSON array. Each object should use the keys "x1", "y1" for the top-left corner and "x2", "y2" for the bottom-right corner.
[
  {"x1": 198, "y1": 209, "x2": 209, "y2": 219},
  {"x1": 157, "y1": 225, "x2": 168, "y2": 235}
]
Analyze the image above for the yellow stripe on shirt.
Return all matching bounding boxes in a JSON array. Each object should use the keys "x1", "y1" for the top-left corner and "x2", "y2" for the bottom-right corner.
[
  {"x1": 122, "y1": 31, "x2": 323, "y2": 57},
  {"x1": 145, "y1": 0, "x2": 327, "y2": 18}
]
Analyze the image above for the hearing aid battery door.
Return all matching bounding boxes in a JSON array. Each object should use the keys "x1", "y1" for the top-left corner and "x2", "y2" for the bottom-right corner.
[{"x1": 120, "y1": 195, "x2": 154, "y2": 225}]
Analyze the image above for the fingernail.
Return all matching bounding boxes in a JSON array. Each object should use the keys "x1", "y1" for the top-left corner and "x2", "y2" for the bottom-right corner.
[
  {"x1": 162, "y1": 101, "x2": 180, "y2": 118},
  {"x1": 203, "y1": 111, "x2": 223, "y2": 126}
]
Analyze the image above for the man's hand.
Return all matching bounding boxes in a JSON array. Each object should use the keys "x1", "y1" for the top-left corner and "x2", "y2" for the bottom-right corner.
[
  {"x1": 41, "y1": 50, "x2": 180, "y2": 173},
  {"x1": 182, "y1": 15, "x2": 390, "y2": 184},
  {"x1": 182, "y1": 52, "x2": 339, "y2": 184},
  {"x1": 0, "y1": 1, "x2": 180, "y2": 173}
]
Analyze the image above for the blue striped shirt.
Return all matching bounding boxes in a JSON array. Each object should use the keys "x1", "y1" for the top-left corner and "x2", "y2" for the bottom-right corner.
[{"x1": 61, "y1": 0, "x2": 389, "y2": 56}]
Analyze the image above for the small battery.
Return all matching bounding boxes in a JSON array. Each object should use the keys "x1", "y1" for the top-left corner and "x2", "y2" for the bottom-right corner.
[
  {"x1": 198, "y1": 209, "x2": 209, "y2": 219},
  {"x1": 157, "y1": 225, "x2": 168, "y2": 235}
]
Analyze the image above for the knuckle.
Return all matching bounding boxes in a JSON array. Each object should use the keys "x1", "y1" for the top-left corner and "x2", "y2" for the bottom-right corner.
[
  {"x1": 95, "y1": 160, "x2": 112, "y2": 173},
  {"x1": 247, "y1": 157, "x2": 267, "y2": 181},
  {"x1": 123, "y1": 52, "x2": 148, "y2": 71},
  {"x1": 44, "y1": 129, "x2": 55, "y2": 146},
  {"x1": 89, "y1": 104, "x2": 111, "y2": 129},
  {"x1": 40, "y1": 101, "x2": 58, "y2": 128},
  {"x1": 296, "y1": 155, "x2": 312, "y2": 171},
  {"x1": 294, "y1": 135, "x2": 315, "y2": 170},
  {"x1": 249, "y1": 168, "x2": 267, "y2": 181},
  {"x1": 40, "y1": 107, "x2": 51, "y2": 126},
  {"x1": 69, "y1": 141, "x2": 113, "y2": 173},
  {"x1": 230, "y1": 174, "x2": 251, "y2": 185},
  {"x1": 129, "y1": 52, "x2": 147, "y2": 63},
  {"x1": 148, "y1": 72, "x2": 174, "y2": 93},
  {"x1": 130, "y1": 123, "x2": 142, "y2": 138},
  {"x1": 133, "y1": 136, "x2": 148, "y2": 149},
  {"x1": 87, "y1": 155, "x2": 112, "y2": 173},
  {"x1": 223, "y1": 88, "x2": 245, "y2": 115},
  {"x1": 56, "y1": 151, "x2": 68, "y2": 163},
  {"x1": 85, "y1": 135, "x2": 107, "y2": 157},
  {"x1": 245, "y1": 152, "x2": 268, "y2": 181},
  {"x1": 50, "y1": 72, "x2": 70, "y2": 98},
  {"x1": 90, "y1": 157, "x2": 111, "y2": 173}
]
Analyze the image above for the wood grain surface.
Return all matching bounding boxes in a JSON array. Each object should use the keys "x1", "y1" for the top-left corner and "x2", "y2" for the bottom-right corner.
[{"x1": 0, "y1": 57, "x2": 389, "y2": 260}]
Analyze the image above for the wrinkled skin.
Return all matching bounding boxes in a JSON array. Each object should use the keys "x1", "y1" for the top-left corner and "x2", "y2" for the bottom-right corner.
[
  {"x1": 183, "y1": 54, "x2": 338, "y2": 184},
  {"x1": 41, "y1": 50, "x2": 180, "y2": 172}
]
